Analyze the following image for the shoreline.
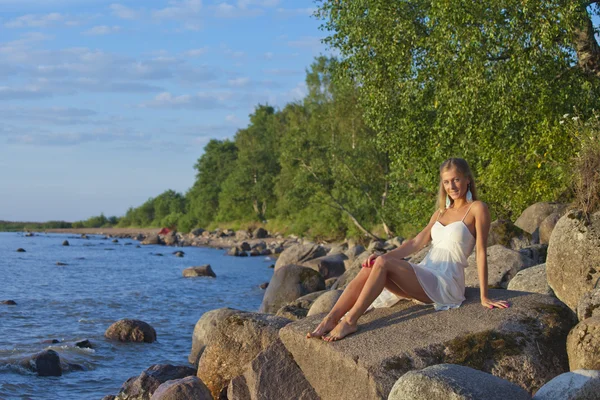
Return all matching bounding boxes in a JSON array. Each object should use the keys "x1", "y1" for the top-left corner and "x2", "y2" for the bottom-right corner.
[{"x1": 43, "y1": 228, "x2": 161, "y2": 235}]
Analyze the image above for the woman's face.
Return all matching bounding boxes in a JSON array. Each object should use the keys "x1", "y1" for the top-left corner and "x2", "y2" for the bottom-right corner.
[{"x1": 441, "y1": 168, "x2": 470, "y2": 202}]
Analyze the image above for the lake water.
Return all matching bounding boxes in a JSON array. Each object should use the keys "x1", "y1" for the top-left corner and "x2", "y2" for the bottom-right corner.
[{"x1": 0, "y1": 232, "x2": 274, "y2": 399}]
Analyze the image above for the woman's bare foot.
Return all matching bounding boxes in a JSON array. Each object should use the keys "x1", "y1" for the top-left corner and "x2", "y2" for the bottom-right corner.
[
  {"x1": 323, "y1": 319, "x2": 357, "y2": 342},
  {"x1": 306, "y1": 316, "x2": 338, "y2": 339}
]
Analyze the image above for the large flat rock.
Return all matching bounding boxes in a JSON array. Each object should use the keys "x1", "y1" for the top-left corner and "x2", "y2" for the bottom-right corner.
[{"x1": 279, "y1": 288, "x2": 574, "y2": 400}]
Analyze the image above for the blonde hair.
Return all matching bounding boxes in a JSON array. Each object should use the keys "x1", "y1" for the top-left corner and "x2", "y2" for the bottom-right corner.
[{"x1": 437, "y1": 158, "x2": 478, "y2": 210}]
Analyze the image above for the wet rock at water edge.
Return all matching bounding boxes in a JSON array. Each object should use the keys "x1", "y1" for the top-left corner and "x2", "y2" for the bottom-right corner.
[
  {"x1": 153, "y1": 253, "x2": 164, "y2": 257},
  {"x1": 56, "y1": 261, "x2": 67, "y2": 266},
  {"x1": 75, "y1": 339, "x2": 93, "y2": 349},
  {"x1": 62, "y1": 240, "x2": 70, "y2": 246},
  {"x1": 259, "y1": 282, "x2": 269, "y2": 290},
  {"x1": 174, "y1": 251, "x2": 185, "y2": 257},
  {"x1": 105, "y1": 319, "x2": 157, "y2": 343},
  {"x1": 150, "y1": 376, "x2": 212, "y2": 400},
  {"x1": 20, "y1": 349, "x2": 63, "y2": 377},
  {"x1": 16, "y1": 248, "x2": 25, "y2": 252},
  {"x1": 1, "y1": 300, "x2": 17, "y2": 305},
  {"x1": 183, "y1": 265, "x2": 216, "y2": 278}
]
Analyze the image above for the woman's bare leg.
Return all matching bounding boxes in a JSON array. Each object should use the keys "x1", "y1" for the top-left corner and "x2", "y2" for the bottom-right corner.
[
  {"x1": 307, "y1": 267, "x2": 372, "y2": 338},
  {"x1": 324, "y1": 257, "x2": 431, "y2": 341}
]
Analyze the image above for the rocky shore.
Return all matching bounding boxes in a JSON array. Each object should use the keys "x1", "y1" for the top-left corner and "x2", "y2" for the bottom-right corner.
[{"x1": 42, "y1": 202, "x2": 600, "y2": 399}]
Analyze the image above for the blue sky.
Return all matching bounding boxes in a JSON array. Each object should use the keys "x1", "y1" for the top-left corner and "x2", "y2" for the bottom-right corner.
[{"x1": 0, "y1": 0, "x2": 328, "y2": 222}]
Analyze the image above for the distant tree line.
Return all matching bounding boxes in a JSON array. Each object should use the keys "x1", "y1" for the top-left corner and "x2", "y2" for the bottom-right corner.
[{"x1": 22, "y1": 2, "x2": 600, "y2": 240}]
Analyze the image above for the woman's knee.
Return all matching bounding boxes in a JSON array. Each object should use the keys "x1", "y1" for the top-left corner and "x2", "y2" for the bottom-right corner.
[{"x1": 372, "y1": 256, "x2": 390, "y2": 272}]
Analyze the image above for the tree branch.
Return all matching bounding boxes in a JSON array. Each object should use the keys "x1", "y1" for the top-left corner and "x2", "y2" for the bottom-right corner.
[{"x1": 574, "y1": 11, "x2": 600, "y2": 77}]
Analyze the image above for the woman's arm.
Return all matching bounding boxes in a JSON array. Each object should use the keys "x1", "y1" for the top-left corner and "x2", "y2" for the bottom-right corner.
[
  {"x1": 365, "y1": 210, "x2": 439, "y2": 266},
  {"x1": 474, "y1": 201, "x2": 509, "y2": 309}
]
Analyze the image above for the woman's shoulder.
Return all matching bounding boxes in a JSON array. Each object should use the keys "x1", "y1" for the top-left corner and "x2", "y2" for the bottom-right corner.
[{"x1": 470, "y1": 200, "x2": 489, "y2": 215}]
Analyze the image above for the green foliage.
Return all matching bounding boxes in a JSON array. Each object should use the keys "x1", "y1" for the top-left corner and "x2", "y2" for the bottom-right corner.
[
  {"x1": 0, "y1": 220, "x2": 73, "y2": 232},
  {"x1": 317, "y1": 0, "x2": 600, "y2": 224}
]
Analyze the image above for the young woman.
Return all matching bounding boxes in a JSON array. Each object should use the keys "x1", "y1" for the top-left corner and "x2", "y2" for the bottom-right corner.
[{"x1": 307, "y1": 158, "x2": 509, "y2": 341}]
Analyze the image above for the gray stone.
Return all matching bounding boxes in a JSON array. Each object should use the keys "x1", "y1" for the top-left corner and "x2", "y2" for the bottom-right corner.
[
  {"x1": 116, "y1": 364, "x2": 197, "y2": 400},
  {"x1": 578, "y1": 288, "x2": 600, "y2": 321},
  {"x1": 302, "y1": 253, "x2": 347, "y2": 280},
  {"x1": 275, "y1": 244, "x2": 328, "y2": 270},
  {"x1": 196, "y1": 311, "x2": 290, "y2": 399},
  {"x1": 466, "y1": 245, "x2": 535, "y2": 288},
  {"x1": 567, "y1": 316, "x2": 600, "y2": 371},
  {"x1": 325, "y1": 277, "x2": 338, "y2": 290},
  {"x1": 333, "y1": 252, "x2": 369, "y2": 290},
  {"x1": 388, "y1": 364, "x2": 530, "y2": 400},
  {"x1": 150, "y1": 376, "x2": 212, "y2": 400},
  {"x1": 227, "y1": 340, "x2": 318, "y2": 400},
  {"x1": 533, "y1": 370, "x2": 600, "y2": 400},
  {"x1": 235, "y1": 230, "x2": 251, "y2": 240},
  {"x1": 327, "y1": 243, "x2": 348, "y2": 256},
  {"x1": 507, "y1": 264, "x2": 554, "y2": 296},
  {"x1": 142, "y1": 234, "x2": 161, "y2": 245},
  {"x1": 189, "y1": 308, "x2": 241, "y2": 366},
  {"x1": 252, "y1": 227, "x2": 268, "y2": 239},
  {"x1": 34, "y1": 349, "x2": 62, "y2": 377},
  {"x1": 162, "y1": 232, "x2": 177, "y2": 246},
  {"x1": 280, "y1": 289, "x2": 574, "y2": 399},
  {"x1": 515, "y1": 202, "x2": 568, "y2": 237},
  {"x1": 182, "y1": 265, "x2": 216, "y2": 278},
  {"x1": 547, "y1": 210, "x2": 600, "y2": 311},
  {"x1": 62, "y1": 240, "x2": 69, "y2": 246},
  {"x1": 368, "y1": 240, "x2": 386, "y2": 252},
  {"x1": 105, "y1": 319, "x2": 156, "y2": 343},
  {"x1": 344, "y1": 244, "x2": 366, "y2": 260},
  {"x1": 259, "y1": 264, "x2": 325, "y2": 314},
  {"x1": 518, "y1": 244, "x2": 548, "y2": 265},
  {"x1": 539, "y1": 212, "x2": 563, "y2": 245},
  {"x1": 307, "y1": 290, "x2": 343, "y2": 317},
  {"x1": 276, "y1": 291, "x2": 327, "y2": 321}
]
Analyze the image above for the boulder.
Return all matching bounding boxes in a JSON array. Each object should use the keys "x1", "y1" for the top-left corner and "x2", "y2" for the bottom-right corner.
[
  {"x1": 227, "y1": 340, "x2": 318, "y2": 400},
  {"x1": 307, "y1": 290, "x2": 343, "y2": 317},
  {"x1": 196, "y1": 311, "x2": 290, "y2": 399},
  {"x1": 515, "y1": 202, "x2": 568, "y2": 238},
  {"x1": 368, "y1": 240, "x2": 386, "y2": 252},
  {"x1": 150, "y1": 376, "x2": 212, "y2": 400},
  {"x1": 388, "y1": 364, "x2": 530, "y2": 400},
  {"x1": 162, "y1": 232, "x2": 177, "y2": 246},
  {"x1": 191, "y1": 228, "x2": 205, "y2": 237},
  {"x1": 142, "y1": 234, "x2": 161, "y2": 245},
  {"x1": 115, "y1": 364, "x2": 197, "y2": 400},
  {"x1": 227, "y1": 246, "x2": 247, "y2": 257},
  {"x1": 189, "y1": 308, "x2": 242, "y2": 366},
  {"x1": 259, "y1": 264, "x2": 325, "y2": 314},
  {"x1": 532, "y1": 370, "x2": 600, "y2": 400},
  {"x1": 253, "y1": 227, "x2": 268, "y2": 239},
  {"x1": 28, "y1": 349, "x2": 62, "y2": 377},
  {"x1": 539, "y1": 212, "x2": 563, "y2": 245},
  {"x1": 105, "y1": 319, "x2": 157, "y2": 343},
  {"x1": 518, "y1": 244, "x2": 548, "y2": 265},
  {"x1": 577, "y1": 288, "x2": 600, "y2": 321},
  {"x1": 235, "y1": 230, "x2": 251, "y2": 240},
  {"x1": 487, "y1": 219, "x2": 532, "y2": 250},
  {"x1": 275, "y1": 244, "x2": 328, "y2": 270},
  {"x1": 276, "y1": 291, "x2": 327, "y2": 321},
  {"x1": 547, "y1": 210, "x2": 600, "y2": 311},
  {"x1": 62, "y1": 240, "x2": 69, "y2": 246},
  {"x1": 567, "y1": 316, "x2": 600, "y2": 370},
  {"x1": 112, "y1": 239, "x2": 119, "y2": 243},
  {"x1": 327, "y1": 243, "x2": 348, "y2": 256},
  {"x1": 302, "y1": 253, "x2": 347, "y2": 280},
  {"x1": 465, "y1": 245, "x2": 536, "y2": 288},
  {"x1": 345, "y1": 244, "x2": 366, "y2": 260},
  {"x1": 280, "y1": 289, "x2": 574, "y2": 399},
  {"x1": 1, "y1": 300, "x2": 17, "y2": 305},
  {"x1": 173, "y1": 251, "x2": 184, "y2": 258},
  {"x1": 182, "y1": 265, "x2": 216, "y2": 278},
  {"x1": 507, "y1": 264, "x2": 554, "y2": 296},
  {"x1": 16, "y1": 248, "x2": 25, "y2": 252},
  {"x1": 239, "y1": 242, "x2": 251, "y2": 251},
  {"x1": 325, "y1": 278, "x2": 337, "y2": 289},
  {"x1": 387, "y1": 237, "x2": 405, "y2": 248}
]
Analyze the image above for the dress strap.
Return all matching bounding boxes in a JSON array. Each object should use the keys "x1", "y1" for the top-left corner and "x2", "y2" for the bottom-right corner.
[{"x1": 461, "y1": 203, "x2": 475, "y2": 222}]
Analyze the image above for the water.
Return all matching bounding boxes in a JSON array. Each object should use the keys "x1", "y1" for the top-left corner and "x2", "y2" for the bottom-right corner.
[{"x1": 0, "y1": 232, "x2": 274, "y2": 399}]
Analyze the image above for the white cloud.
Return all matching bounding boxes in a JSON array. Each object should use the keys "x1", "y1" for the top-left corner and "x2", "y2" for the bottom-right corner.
[
  {"x1": 237, "y1": 0, "x2": 279, "y2": 8},
  {"x1": 213, "y1": 2, "x2": 263, "y2": 18},
  {"x1": 141, "y1": 91, "x2": 232, "y2": 109},
  {"x1": 0, "y1": 85, "x2": 52, "y2": 100},
  {"x1": 287, "y1": 36, "x2": 322, "y2": 48},
  {"x1": 153, "y1": 0, "x2": 202, "y2": 19},
  {"x1": 5, "y1": 13, "x2": 63, "y2": 28},
  {"x1": 276, "y1": 7, "x2": 315, "y2": 17},
  {"x1": 84, "y1": 25, "x2": 121, "y2": 35},
  {"x1": 110, "y1": 3, "x2": 141, "y2": 20},
  {"x1": 228, "y1": 77, "x2": 249, "y2": 87},
  {"x1": 184, "y1": 47, "x2": 208, "y2": 57}
]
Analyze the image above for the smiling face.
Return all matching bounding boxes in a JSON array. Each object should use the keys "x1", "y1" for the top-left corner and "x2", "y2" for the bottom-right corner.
[{"x1": 441, "y1": 168, "x2": 470, "y2": 203}]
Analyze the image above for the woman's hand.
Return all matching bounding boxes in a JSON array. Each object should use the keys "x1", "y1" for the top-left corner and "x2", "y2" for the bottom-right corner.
[
  {"x1": 481, "y1": 297, "x2": 510, "y2": 309},
  {"x1": 362, "y1": 254, "x2": 379, "y2": 268}
]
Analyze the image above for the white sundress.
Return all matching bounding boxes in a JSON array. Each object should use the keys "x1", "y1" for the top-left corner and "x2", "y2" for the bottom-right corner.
[{"x1": 372, "y1": 204, "x2": 476, "y2": 311}]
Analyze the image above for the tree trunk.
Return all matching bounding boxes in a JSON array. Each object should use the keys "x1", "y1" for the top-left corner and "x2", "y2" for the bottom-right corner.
[{"x1": 574, "y1": 10, "x2": 600, "y2": 77}]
